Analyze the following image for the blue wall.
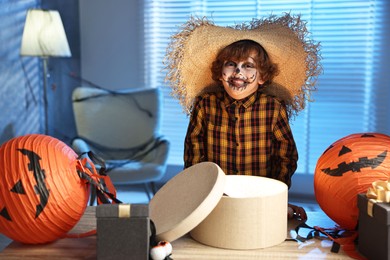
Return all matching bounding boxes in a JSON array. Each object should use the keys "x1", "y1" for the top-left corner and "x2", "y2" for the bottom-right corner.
[
  {"x1": 0, "y1": 0, "x2": 80, "y2": 145},
  {"x1": 0, "y1": 0, "x2": 41, "y2": 143}
]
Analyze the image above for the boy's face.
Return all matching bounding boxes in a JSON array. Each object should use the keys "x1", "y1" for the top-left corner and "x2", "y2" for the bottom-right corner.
[{"x1": 220, "y1": 54, "x2": 264, "y2": 100}]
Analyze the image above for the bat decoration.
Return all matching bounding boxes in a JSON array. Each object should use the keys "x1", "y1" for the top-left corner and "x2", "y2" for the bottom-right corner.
[{"x1": 321, "y1": 150, "x2": 387, "y2": 177}]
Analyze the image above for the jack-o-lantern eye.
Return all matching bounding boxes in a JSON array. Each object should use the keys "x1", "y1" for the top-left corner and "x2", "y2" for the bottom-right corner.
[
  {"x1": 338, "y1": 145, "x2": 352, "y2": 156},
  {"x1": 0, "y1": 207, "x2": 11, "y2": 221},
  {"x1": 314, "y1": 133, "x2": 390, "y2": 230},
  {"x1": 1, "y1": 179, "x2": 28, "y2": 221},
  {"x1": 10, "y1": 180, "x2": 25, "y2": 194}
]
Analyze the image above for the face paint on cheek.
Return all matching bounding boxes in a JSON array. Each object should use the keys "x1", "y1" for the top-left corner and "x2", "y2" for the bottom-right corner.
[
  {"x1": 221, "y1": 72, "x2": 229, "y2": 82},
  {"x1": 247, "y1": 72, "x2": 257, "y2": 83}
]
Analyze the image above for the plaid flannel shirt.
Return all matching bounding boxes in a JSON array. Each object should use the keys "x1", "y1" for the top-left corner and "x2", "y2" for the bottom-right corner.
[{"x1": 184, "y1": 89, "x2": 298, "y2": 188}]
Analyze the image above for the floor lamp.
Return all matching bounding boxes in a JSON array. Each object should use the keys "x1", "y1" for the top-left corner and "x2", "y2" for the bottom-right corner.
[{"x1": 20, "y1": 9, "x2": 71, "y2": 135}]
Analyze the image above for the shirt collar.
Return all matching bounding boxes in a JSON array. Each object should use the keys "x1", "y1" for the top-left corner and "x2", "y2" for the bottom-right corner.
[{"x1": 222, "y1": 90, "x2": 259, "y2": 109}]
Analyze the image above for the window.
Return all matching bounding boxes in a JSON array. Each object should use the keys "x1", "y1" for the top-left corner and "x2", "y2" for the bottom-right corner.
[{"x1": 144, "y1": 0, "x2": 389, "y2": 179}]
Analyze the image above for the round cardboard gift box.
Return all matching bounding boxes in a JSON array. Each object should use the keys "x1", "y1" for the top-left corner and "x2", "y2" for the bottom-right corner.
[{"x1": 150, "y1": 162, "x2": 288, "y2": 250}]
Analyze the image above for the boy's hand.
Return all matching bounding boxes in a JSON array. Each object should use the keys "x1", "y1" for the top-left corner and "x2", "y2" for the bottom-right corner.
[{"x1": 288, "y1": 203, "x2": 307, "y2": 221}]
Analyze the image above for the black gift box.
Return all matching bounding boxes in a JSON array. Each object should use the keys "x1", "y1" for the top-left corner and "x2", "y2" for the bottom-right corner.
[
  {"x1": 358, "y1": 193, "x2": 390, "y2": 260},
  {"x1": 96, "y1": 204, "x2": 150, "y2": 260}
]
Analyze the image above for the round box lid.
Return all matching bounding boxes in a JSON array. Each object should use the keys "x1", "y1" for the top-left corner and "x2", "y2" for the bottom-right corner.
[{"x1": 149, "y1": 162, "x2": 226, "y2": 242}]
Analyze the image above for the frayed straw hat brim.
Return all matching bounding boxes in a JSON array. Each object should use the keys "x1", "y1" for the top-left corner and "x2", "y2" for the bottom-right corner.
[{"x1": 164, "y1": 13, "x2": 322, "y2": 116}]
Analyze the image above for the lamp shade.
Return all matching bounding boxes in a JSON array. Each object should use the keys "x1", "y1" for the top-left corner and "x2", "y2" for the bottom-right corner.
[{"x1": 20, "y1": 9, "x2": 71, "y2": 57}]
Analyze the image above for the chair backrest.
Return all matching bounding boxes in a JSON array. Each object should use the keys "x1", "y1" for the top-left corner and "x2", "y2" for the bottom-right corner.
[{"x1": 72, "y1": 87, "x2": 162, "y2": 149}]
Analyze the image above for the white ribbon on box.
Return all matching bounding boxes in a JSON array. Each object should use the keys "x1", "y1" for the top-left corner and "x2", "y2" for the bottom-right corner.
[
  {"x1": 118, "y1": 204, "x2": 131, "y2": 218},
  {"x1": 366, "y1": 179, "x2": 390, "y2": 217}
]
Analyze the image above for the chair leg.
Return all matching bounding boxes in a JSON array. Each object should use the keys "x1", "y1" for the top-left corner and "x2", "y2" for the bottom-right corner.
[
  {"x1": 150, "y1": 182, "x2": 157, "y2": 194},
  {"x1": 89, "y1": 188, "x2": 96, "y2": 206},
  {"x1": 143, "y1": 183, "x2": 152, "y2": 201},
  {"x1": 143, "y1": 182, "x2": 158, "y2": 201}
]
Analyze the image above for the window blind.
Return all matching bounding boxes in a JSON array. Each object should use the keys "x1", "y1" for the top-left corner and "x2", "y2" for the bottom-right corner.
[
  {"x1": 0, "y1": 0, "x2": 42, "y2": 141},
  {"x1": 143, "y1": 0, "x2": 388, "y2": 177}
]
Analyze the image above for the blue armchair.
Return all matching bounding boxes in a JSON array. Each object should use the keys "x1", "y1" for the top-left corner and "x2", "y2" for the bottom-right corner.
[{"x1": 71, "y1": 86, "x2": 169, "y2": 202}]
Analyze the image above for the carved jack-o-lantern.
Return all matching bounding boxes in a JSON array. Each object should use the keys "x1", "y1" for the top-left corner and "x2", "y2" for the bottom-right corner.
[
  {"x1": 0, "y1": 134, "x2": 89, "y2": 244},
  {"x1": 314, "y1": 133, "x2": 390, "y2": 230}
]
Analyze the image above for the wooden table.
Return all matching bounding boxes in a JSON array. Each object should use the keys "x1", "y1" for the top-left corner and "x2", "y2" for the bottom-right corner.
[
  {"x1": 0, "y1": 207, "x2": 351, "y2": 259},
  {"x1": 0, "y1": 207, "x2": 97, "y2": 260},
  {"x1": 171, "y1": 211, "x2": 352, "y2": 259}
]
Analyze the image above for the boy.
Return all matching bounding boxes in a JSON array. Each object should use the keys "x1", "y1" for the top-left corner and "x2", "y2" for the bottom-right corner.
[{"x1": 164, "y1": 14, "x2": 322, "y2": 220}]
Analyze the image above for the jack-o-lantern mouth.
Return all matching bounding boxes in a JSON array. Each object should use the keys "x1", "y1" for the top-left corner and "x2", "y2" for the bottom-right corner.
[
  {"x1": 321, "y1": 150, "x2": 387, "y2": 177},
  {"x1": 17, "y1": 148, "x2": 50, "y2": 219}
]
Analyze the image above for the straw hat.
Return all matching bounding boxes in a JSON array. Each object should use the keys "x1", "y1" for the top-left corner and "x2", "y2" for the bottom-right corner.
[{"x1": 164, "y1": 13, "x2": 322, "y2": 117}]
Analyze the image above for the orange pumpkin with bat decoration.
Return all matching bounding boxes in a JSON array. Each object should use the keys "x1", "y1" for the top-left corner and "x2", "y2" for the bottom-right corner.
[
  {"x1": 314, "y1": 133, "x2": 390, "y2": 230},
  {"x1": 0, "y1": 134, "x2": 118, "y2": 244}
]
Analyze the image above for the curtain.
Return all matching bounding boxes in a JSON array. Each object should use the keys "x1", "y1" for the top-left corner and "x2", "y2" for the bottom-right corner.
[{"x1": 143, "y1": 0, "x2": 389, "y2": 178}]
